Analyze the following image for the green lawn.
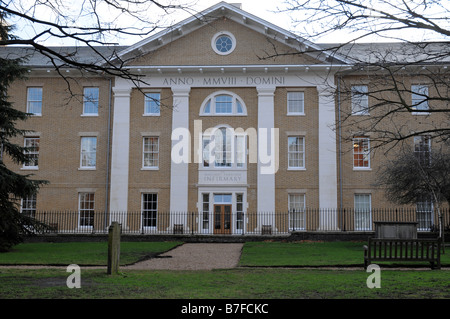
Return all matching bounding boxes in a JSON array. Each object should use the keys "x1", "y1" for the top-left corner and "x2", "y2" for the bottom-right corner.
[
  {"x1": 1, "y1": 240, "x2": 449, "y2": 267},
  {"x1": 0, "y1": 267, "x2": 449, "y2": 299},
  {"x1": 0, "y1": 240, "x2": 449, "y2": 300},
  {"x1": 239, "y1": 241, "x2": 365, "y2": 266},
  {"x1": 240, "y1": 241, "x2": 450, "y2": 268},
  {"x1": 0, "y1": 241, "x2": 182, "y2": 266}
]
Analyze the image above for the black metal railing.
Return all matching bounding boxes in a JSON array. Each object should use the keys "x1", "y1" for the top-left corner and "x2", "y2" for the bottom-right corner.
[{"x1": 24, "y1": 208, "x2": 450, "y2": 236}]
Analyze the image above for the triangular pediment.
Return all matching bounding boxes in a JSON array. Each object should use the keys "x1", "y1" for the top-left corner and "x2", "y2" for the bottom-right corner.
[{"x1": 117, "y1": 2, "x2": 349, "y2": 68}]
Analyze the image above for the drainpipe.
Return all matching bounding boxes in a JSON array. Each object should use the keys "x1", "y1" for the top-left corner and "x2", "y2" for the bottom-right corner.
[
  {"x1": 105, "y1": 78, "x2": 112, "y2": 229},
  {"x1": 337, "y1": 75, "x2": 343, "y2": 230}
]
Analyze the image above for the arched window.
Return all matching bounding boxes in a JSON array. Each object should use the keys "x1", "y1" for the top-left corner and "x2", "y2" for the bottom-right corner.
[{"x1": 200, "y1": 91, "x2": 247, "y2": 116}]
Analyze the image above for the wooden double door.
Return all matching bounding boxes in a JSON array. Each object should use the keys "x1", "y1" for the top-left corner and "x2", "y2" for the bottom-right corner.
[{"x1": 214, "y1": 204, "x2": 231, "y2": 234}]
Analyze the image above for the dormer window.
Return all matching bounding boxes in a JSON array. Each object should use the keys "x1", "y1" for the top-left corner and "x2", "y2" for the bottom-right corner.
[{"x1": 200, "y1": 91, "x2": 247, "y2": 116}]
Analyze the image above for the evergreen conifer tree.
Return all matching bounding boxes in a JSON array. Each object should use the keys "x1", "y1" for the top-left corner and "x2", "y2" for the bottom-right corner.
[{"x1": 0, "y1": 11, "x2": 47, "y2": 252}]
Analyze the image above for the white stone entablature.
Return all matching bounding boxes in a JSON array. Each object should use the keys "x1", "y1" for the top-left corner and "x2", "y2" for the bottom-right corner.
[{"x1": 108, "y1": 69, "x2": 339, "y2": 232}]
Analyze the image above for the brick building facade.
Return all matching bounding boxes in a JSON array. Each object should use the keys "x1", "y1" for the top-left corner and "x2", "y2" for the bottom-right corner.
[{"x1": 3, "y1": 2, "x2": 448, "y2": 234}]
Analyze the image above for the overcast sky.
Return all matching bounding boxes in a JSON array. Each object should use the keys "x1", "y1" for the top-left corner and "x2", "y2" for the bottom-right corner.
[
  {"x1": 9, "y1": 0, "x2": 446, "y2": 46},
  {"x1": 9, "y1": 0, "x2": 312, "y2": 46}
]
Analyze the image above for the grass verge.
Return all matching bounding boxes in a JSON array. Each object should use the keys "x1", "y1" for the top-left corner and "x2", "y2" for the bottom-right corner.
[
  {"x1": 0, "y1": 268, "x2": 449, "y2": 299},
  {"x1": 239, "y1": 241, "x2": 450, "y2": 268},
  {"x1": 0, "y1": 241, "x2": 448, "y2": 300},
  {"x1": 0, "y1": 241, "x2": 182, "y2": 266}
]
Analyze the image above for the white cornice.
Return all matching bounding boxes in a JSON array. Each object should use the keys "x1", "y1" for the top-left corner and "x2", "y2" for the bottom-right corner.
[{"x1": 127, "y1": 64, "x2": 351, "y2": 75}]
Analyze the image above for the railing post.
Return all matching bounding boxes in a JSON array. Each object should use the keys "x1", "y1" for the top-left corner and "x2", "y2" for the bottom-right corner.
[{"x1": 343, "y1": 208, "x2": 347, "y2": 231}]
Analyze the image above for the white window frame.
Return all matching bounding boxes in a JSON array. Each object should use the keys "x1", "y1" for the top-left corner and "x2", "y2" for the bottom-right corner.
[
  {"x1": 82, "y1": 87, "x2": 99, "y2": 116},
  {"x1": 414, "y1": 135, "x2": 431, "y2": 166},
  {"x1": 235, "y1": 193, "x2": 244, "y2": 233},
  {"x1": 354, "y1": 194, "x2": 372, "y2": 231},
  {"x1": 23, "y1": 137, "x2": 40, "y2": 169},
  {"x1": 287, "y1": 136, "x2": 305, "y2": 170},
  {"x1": 351, "y1": 85, "x2": 369, "y2": 115},
  {"x1": 201, "y1": 193, "x2": 210, "y2": 233},
  {"x1": 141, "y1": 193, "x2": 158, "y2": 230},
  {"x1": 416, "y1": 195, "x2": 434, "y2": 231},
  {"x1": 411, "y1": 84, "x2": 429, "y2": 114},
  {"x1": 78, "y1": 192, "x2": 95, "y2": 228},
  {"x1": 144, "y1": 92, "x2": 161, "y2": 116},
  {"x1": 287, "y1": 91, "x2": 305, "y2": 115},
  {"x1": 289, "y1": 193, "x2": 306, "y2": 230},
  {"x1": 211, "y1": 31, "x2": 236, "y2": 56},
  {"x1": 142, "y1": 136, "x2": 159, "y2": 169},
  {"x1": 21, "y1": 194, "x2": 37, "y2": 219},
  {"x1": 80, "y1": 137, "x2": 97, "y2": 169},
  {"x1": 353, "y1": 136, "x2": 371, "y2": 169},
  {"x1": 201, "y1": 126, "x2": 246, "y2": 169},
  {"x1": 200, "y1": 91, "x2": 247, "y2": 116},
  {"x1": 27, "y1": 87, "x2": 42, "y2": 116},
  {"x1": 197, "y1": 189, "x2": 247, "y2": 235}
]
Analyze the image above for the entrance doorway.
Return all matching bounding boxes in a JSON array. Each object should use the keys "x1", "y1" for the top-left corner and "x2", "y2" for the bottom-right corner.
[{"x1": 214, "y1": 204, "x2": 231, "y2": 234}]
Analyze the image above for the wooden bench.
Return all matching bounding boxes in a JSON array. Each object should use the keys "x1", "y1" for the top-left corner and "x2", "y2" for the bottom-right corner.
[{"x1": 364, "y1": 238, "x2": 441, "y2": 270}]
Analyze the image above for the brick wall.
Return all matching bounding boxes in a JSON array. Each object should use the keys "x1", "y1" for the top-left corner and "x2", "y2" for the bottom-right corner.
[{"x1": 6, "y1": 76, "x2": 112, "y2": 212}]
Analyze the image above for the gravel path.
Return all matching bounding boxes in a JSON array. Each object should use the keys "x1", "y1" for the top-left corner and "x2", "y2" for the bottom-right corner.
[
  {"x1": 125, "y1": 243, "x2": 244, "y2": 270},
  {"x1": 0, "y1": 243, "x2": 244, "y2": 271}
]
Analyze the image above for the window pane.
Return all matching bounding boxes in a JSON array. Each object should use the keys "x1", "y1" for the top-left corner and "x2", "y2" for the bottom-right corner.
[
  {"x1": 214, "y1": 194, "x2": 232, "y2": 203},
  {"x1": 27, "y1": 88, "x2": 42, "y2": 114},
  {"x1": 83, "y1": 87, "x2": 99, "y2": 114},
  {"x1": 24, "y1": 137, "x2": 39, "y2": 167},
  {"x1": 288, "y1": 92, "x2": 304, "y2": 114},
  {"x1": 202, "y1": 193, "x2": 209, "y2": 230},
  {"x1": 355, "y1": 194, "x2": 371, "y2": 230},
  {"x1": 142, "y1": 193, "x2": 157, "y2": 228},
  {"x1": 24, "y1": 137, "x2": 40, "y2": 167},
  {"x1": 236, "y1": 100, "x2": 243, "y2": 114},
  {"x1": 353, "y1": 137, "x2": 370, "y2": 168},
  {"x1": 412, "y1": 85, "x2": 429, "y2": 111},
  {"x1": 22, "y1": 194, "x2": 37, "y2": 219},
  {"x1": 288, "y1": 136, "x2": 304, "y2": 168},
  {"x1": 215, "y1": 95, "x2": 232, "y2": 114},
  {"x1": 351, "y1": 85, "x2": 369, "y2": 114},
  {"x1": 416, "y1": 194, "x2": 433, "y2": 231},
  {"x1": 143, "y1": 137, "x2": 159, "y2": 167},
  {"x1": 214, "y1": 128, "x2": 232, "y2": 167},
  {"x1": 204, "y1": 100, "x2": 211, "y2": 114},
  {"x1": 202, "y1": 138, "x2": 211, "y2": 167},
  {"x1": 81, "y1": 137, "x2": 97, "y2": 167},
  {"x1": 145, "y1": 93, "x2": 161, "y2": 114},
  {"x1": 236, "y1": 136, "x2": 245, "y2": 167},
  {"x1": 216, "y1": 35, "x2": 233, "y2": 53},
  {"x1": 289, "y1": 194, "x2": 305, "y2": 230},
  {"x1": 414, "y1": 136, "x2": 431, "y2": 166},
  {"x1": 79, "y1": 192, "x2": 95, "y2": 227}
]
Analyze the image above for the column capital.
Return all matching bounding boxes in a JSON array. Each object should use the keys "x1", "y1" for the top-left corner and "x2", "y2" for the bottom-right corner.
[
  {"x1": 112, "y1": 87, "x2": 132, "y2": 97},
  {"x1": 256, "y1": 86, "x2": 276, "y2": 96},
  {"x1": 171, "y1": 86, "x2": 191, "y2": 97}
]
